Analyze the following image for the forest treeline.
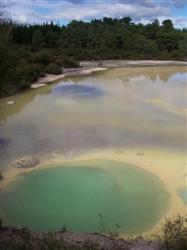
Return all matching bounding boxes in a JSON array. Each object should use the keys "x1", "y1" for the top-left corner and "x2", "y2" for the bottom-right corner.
[{"x1": 0, "y1": 16, "x2": 187, "y2": 97}]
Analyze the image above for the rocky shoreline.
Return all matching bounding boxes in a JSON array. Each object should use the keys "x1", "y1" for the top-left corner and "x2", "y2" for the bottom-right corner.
[
  {"x1": 1, "y1": 214, "x2": 186, "y2": 250},
  {"x1": 0, "y1": 225, "x2": 161, "y2": 250},
  {"x1": 80, "y1": 60, "x2": 187, "y2": 68},
  {"x1": 11, "y1": 156, "x2": 40, "y2": 168}
]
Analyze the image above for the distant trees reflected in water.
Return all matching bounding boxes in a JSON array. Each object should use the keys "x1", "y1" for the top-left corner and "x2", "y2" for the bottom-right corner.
[{"x1": 0, "y1": 13, "x2": 187, "y2": 97}]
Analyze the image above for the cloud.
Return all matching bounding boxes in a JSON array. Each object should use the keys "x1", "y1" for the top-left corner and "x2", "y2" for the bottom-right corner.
[
  {"x1": 3, "y1": 0, "x2": 187, "y2": 28},
  {"x1": 137, "y1": 16, "x2": 187, "y2": 29},
  {"x1": 167, "y1": 16, "x2": 187, "y2": 28},
  {"x1": 52, "y1": 2, "x2": 170, "y2": 21},
  {"x1": 172, "y1": 0, "x2": 186, "y2": 8}
]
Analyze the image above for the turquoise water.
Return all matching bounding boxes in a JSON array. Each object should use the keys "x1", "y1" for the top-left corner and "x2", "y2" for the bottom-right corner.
[
  {"x1": 179, "y1": 187, "x2": 187, "y2": 204},
  {"x1": 0, "y1": 160, "x2": 170, "y2": 233}
]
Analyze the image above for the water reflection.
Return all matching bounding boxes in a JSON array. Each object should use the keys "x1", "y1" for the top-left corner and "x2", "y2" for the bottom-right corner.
[
  {"x1": 0, "y1": 86, "x2": 51, "y2": 122},
  {"x1": 52, "y1": 84, "x2": 104, "y2": 98},
  {"x1": 116, "y1": 66, "x2": 187, "y2": 82},
  {"x1": 0, "y1": 66, "x2": 186, "y2": 168}
]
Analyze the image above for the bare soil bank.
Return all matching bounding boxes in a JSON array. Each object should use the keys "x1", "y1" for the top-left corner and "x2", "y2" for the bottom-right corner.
[
  {"x1": 31, "y1": 60, "x2": 187, "y2": 89},
  {"x1": 0, "y1": 225, "x2": 160, "y2": 250},
  {"x1": 31, "y1": 67, "x2": 107, "y2": 88},
  {"x1": 80, "y1": 60, "x2": 187, "y2": 68}
]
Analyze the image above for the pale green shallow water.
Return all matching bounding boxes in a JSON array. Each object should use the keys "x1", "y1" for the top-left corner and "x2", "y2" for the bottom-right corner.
[
  {"x1": 0, "y1": 160, "x2": 170, "y2": 233},
  {"x1": 0, "y1": 66, "x2": 186, "y2": 233}
]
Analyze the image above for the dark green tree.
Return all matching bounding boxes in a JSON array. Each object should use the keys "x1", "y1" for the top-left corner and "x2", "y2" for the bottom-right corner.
[
  {"x1": 32, "y1": 30, "x2": 44, "y2": 48},
  {"x1": 162, "y1": 19, "x2": 174, "y2": 31},
  {"x1": 0, "y1": 16, "x2": 187, "y2": 97}
]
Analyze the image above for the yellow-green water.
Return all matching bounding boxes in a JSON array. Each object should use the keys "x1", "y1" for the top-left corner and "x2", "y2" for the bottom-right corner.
[
  {"x1": 0, "y1": 67, "x2": 186, "y2": 165},
  {"x1": 0, "y1": 66, "x2": 186, "y2": 233}
]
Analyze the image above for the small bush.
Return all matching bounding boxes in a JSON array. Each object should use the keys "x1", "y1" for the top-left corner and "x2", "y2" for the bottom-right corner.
[
  {"x1": 45, "y1": 63, "x2": 62, "y2": 75},
  {"x1": 30, "y1": 50, "x2": 53, "y2": 65},
  {"x1": 55, "y1": 57, "x2": 64, "y2": 67},
  {"x1": 82, "y1": 240, "x2": 100, "y2": 250},
  {"x1": 161, "y1": 215, "x2": 187, "y2": 250},
  {"x1": 15, "y1": 63, "x2": 41, "y2": 89},
  {"x1": 62, "y1": 57, "x2": 79, "y2": 68},
  {"x1": 32, "y1": 63, "x2": 45, "y2": 77}
]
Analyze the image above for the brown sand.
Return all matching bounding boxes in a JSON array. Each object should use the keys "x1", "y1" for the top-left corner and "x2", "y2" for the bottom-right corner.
[{"x1": 31, "y1": 68, "x2": 107, "y2": 88}]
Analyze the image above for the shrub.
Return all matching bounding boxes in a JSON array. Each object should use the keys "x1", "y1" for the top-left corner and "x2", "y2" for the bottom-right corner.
[
  {"x1": 32, "y1": 63, "x2": 45, "y2": 77},
  {"x1": 55, "y1": 57, "x2": 64, "y2": 67},
  {"x1": 15, "y1": 64, "x2": 38, "y2": 89},
  {"x1": 0, "y1": 81, "x2": 18, "y2": 97},
  {"x1": 45, "y1": 63, "x2": 62, "y2": 75},
  {"x1": 11, "y1": 62, "x2": 45, "y2": 90},
  {"x1": 62, "y1": 57, "x2": 79, "y2": 68},
  {"x1": 161, "y1": 215, "x2": 187, "y2": 250},
  {"x1": 30, "y1": 50, "x2": 53, "y2": 65}
]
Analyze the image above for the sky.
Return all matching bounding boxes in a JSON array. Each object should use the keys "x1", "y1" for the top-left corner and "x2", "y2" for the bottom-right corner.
[{"x1": 2, "y1": 0, "x2": 187, "y2": 28}]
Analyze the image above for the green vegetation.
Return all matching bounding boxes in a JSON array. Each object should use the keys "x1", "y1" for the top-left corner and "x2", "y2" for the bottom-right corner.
[
  {"x1": 45, "y1": 63, "x2": 62, "y2": 75},
  {"x1": 0, "y1": 216, "x2": 186, "y2": 249},
  {"x1": 161, "y1": 215, "x2": 187, "y2": 250},
  {"x1": 0, "y1": 15, "x2": 187, "y2": 97}
]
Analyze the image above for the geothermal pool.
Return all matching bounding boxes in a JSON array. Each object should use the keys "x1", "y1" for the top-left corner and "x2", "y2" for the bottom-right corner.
[
  {"x1": 0, "y1": 160, "x2": 169, "y2": 233},
  {"x1": 0, "y1": 66, "x2": 186, "y2": 234}
]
